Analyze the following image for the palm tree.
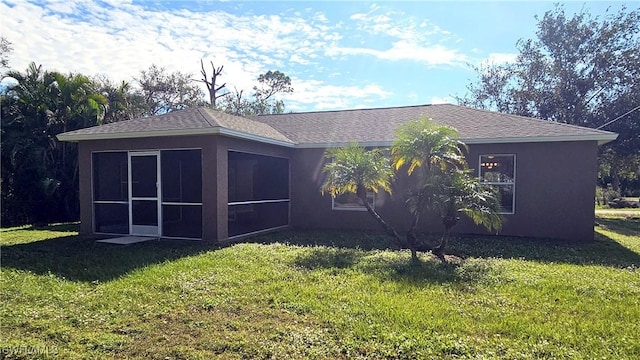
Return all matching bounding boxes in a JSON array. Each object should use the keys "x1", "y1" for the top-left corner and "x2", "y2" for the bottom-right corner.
[
  {"x1": 48, "y1": 72, "x2": 106, "y2": 219},
  {"x1": 391, "y1": 116, "x2": 503, "y2": 260},
  {"x1": 320, "y1": 120, "x2": 504, "y2": 262},
  {"x1": 391, "y1": 116, "x2": 467, "y2": 247},
  {"x1": 427, "y1": 169, "x2": 503, "y2": 260},
  {"x1": 321, "y1": 143, "x2": 407, "y2": 254},
  {"x1": 1, "y1": 62, "x2": 106, "y2": 224}
]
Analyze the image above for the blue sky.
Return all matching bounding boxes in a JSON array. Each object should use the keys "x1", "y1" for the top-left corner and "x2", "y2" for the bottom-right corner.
[{"x1": 1, "y1": 0, "x2": 636, "y2": 112}]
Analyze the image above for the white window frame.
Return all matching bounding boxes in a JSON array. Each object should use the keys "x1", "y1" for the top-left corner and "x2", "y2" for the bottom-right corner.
[
  {"x1": 479, "y1": 154, "x2": 516, "y2": 215},
  {"x1": 331, "y1": 191, "x2": 375, "y2": 211}
]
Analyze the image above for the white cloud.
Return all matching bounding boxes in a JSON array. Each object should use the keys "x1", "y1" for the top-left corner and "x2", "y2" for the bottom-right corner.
[
  {"x1": 1, "y1": 0, "x2": 335, "y2": 92},
  {"x1": 0, "y1": 0, "x2": 475, "y2": 111},
  {"x1": 338, "y1": 4, "x2": 466, "y2": 67},
  {"x1": 46, "y1": 0, "x2": 78, "y2": 14},
  {"x1": 348, "y1": 5, "x2": 455, "y2": 43},
  {"x1": 283, "y1": 78, "x2": 391, "y2": 111},
  {"x1": 314, "y1": 12, "x2": 328, "y2": 23},
  {"x1": 326, "y1": 41, "x2": 468, "y2": 66}
]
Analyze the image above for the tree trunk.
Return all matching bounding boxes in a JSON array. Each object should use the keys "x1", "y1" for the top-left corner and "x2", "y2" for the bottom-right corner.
[
  {"x1": 405, "y1": 215, "x2": 420, "y2": 260},
  {"x1": 432, "y1": 230, "x2": 449, "y2": 262},
  {"x1": 433, "y1": 215, "x2": 458, "y2": 262},
  {"x1": 610, "y1": 158, "x2": 621, "y2": 193},
  {"x1": 611, "y1": 172, "x2": 621, "y2": 193},
  {"x1": 356, "y1": 186, "x2": 412, "y2": 258}
]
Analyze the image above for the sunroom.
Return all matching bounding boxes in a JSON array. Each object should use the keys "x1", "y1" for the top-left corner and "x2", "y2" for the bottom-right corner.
[{"x1": 59, "y1": 107, "x2": 294, "y2": 241}]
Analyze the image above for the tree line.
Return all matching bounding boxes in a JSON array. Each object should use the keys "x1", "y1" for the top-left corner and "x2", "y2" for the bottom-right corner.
[
  {"x1": 0, "y1": 44, "x2": 293, "y2": 226},
  {"x1": 457, "y1": 4, "x2": 640, "y2": 197}
]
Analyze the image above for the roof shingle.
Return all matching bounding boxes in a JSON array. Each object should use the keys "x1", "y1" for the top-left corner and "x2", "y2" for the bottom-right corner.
[
  {"x1": 251, "y1": 104, "x2": 616, "y2": 145},
  {"x1": 58, "y1": 104, "x2": 617, "y2": 146},
  {"x1": 57, "y1": 107, "x2": 293, "y2": 145}
]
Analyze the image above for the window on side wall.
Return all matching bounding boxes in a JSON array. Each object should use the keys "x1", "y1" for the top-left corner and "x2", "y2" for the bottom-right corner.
[
  {"x1": 332, "y1": 191, "x2": 375, "y2": 211},
  {"x1": 479, "y1": 154, "x2": 516, "y2": 214}
]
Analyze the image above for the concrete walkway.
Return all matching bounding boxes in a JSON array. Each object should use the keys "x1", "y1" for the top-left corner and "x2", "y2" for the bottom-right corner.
[{"x1": 97, "y1": 236, "x2": 157, "y2": 245}]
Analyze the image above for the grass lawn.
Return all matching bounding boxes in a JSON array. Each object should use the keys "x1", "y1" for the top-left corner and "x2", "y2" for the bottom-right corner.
[{"x1": 1, "y1": 215, "x2": 639, "y2": 359}]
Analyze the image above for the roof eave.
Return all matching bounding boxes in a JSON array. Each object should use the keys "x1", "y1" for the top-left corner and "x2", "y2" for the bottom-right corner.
[
  {"x1": 57, "y1": 128, "x2": 295, "y2": 148},
  {"x1": 462, "y1": 133, "x2": 619, "y2": 146},
  {"x1": 293, "y1": 133, "x2": 619, "y2": 148}
]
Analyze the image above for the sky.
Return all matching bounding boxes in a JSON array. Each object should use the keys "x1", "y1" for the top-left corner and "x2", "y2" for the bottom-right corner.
[{"x1": 1, "y1": 0, "x2": 637, "y2": 112}]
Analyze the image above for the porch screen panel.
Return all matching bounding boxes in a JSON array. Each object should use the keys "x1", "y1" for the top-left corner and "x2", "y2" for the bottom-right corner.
[
  {"x1": 228, "y1": 151, "x2": 289, "y2": 237},
  {"x1": 93, "y1": 152, "x2": 129, "y2": 234},
  {"x1": 161, "y1": 150, "x2": 203, "y2": 239}
]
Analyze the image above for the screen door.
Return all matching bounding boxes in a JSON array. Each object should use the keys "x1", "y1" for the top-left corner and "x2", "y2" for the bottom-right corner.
[{"x1": 129, "y1": 152, "x2": 161, "y2": 236}]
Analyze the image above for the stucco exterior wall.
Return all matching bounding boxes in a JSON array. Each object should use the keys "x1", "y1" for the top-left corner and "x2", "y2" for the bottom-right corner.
[
  {"x1": 290, "y1": 141, "x2": 599, "y2": 242},
  {"x1": 78, "y1": 135, "x2": 598, "y2": 242}
]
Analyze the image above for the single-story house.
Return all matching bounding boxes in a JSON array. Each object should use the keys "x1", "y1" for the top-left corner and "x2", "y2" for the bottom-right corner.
[{"x1": 57, "y1": 104, "x2": 617, "y2": 242}]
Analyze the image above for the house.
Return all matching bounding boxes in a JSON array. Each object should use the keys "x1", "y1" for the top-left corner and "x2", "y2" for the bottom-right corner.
[{"x1": 57, "y1": 104, "x2": 617, "y2": 242}]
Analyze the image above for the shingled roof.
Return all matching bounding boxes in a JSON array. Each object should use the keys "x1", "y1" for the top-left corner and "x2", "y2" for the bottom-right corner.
[
  {"x1": 251, "y1": 104, "x2": 617, "y2": 147},
  {"x1": 58, "y1": 104, "x2": 617, "y2": 146},
  {"x1": 57, "y1": 107, "x2": 294, "y2": 146}
]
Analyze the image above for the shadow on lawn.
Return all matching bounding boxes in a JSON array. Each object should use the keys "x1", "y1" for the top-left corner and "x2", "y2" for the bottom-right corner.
[
  {"x1": 444, "y1": 232, "x2": 640, "y2": 268},
  {"x1": 1, "y1": 232, "x2": 219, "y2": 283},
  {"x1": 0, "y1": 222, "x2": 82, "y2": 233},
  {"x1": 295, "y1": 247, "x2": 476, "y2": 285},
  {"x1": 251, "y1": 229, "x2": 398, "y2": 251},
  {"x1": 255, "y1": 220, "x2": 640, "y2": 269},
  {"x1": 3, "y1": 216, "x2": 637, "y2": 284}
]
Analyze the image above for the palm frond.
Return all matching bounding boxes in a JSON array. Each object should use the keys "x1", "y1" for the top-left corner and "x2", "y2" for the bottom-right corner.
[
  {"x1": 321, "y1": 143, "x2": 394, "y2": 198},
  {"x1": 391, "y1": 115, "x2": 467, "y2": 177}
]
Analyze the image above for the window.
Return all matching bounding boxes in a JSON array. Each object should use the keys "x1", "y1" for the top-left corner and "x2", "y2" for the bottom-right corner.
[
  {"x1": 228, "y1": 151, "x2": 289, "y2": 237},
  {"x1": 479, "y1": 154, "x2": 515, "y2": 214},
  {"x1": 332, "y1": 191, "x2": 375, "y2": 211}
]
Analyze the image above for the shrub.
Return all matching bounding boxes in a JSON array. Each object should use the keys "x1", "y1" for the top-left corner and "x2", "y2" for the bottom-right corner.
[{"x1": 596, "y1": 186, "x2": 620, "y2": 206}]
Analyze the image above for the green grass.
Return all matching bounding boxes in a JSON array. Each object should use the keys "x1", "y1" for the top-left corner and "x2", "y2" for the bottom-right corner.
[{"x1": 1, "y1": 216, "x2": 639, "y2": 359}]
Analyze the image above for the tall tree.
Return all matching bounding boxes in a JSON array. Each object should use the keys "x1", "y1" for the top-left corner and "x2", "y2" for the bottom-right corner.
[
  {"x1": 219, "y1": 87, "x2": 251, "y2": 116},
  {"x1": 94, "y1": 75, "x2": 146, "y2": 123},
  {"x1": 252, "y1": 70, "x2": 293, "y2": 115},
  {"x1": 457, "y1": 5, "x2": 640, "y2": 193},
  {"x1": 1, "y1": 63, "x2": 106, "y2": 225},
  {"x1": 254, "y1": 70, "x2": 293, "y2": 101},
  {"x1": 221, "y1": 70, "x2": 293, "y2": 115},
  {"x1": 135, "y1": 64, "x2": 205, "y2": 116},
  {"x1": 199, "y1": 59, "x2": 228, "y2": 108}
]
